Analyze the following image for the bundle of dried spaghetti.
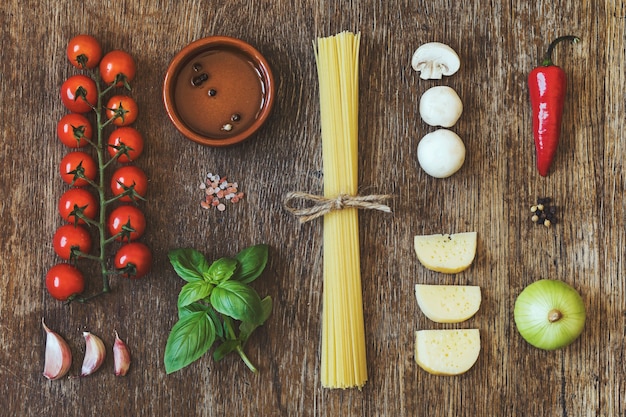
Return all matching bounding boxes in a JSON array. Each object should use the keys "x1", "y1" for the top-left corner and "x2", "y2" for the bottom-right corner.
[{"x1": 314, "y1": 31, "x2": 367, "y2": 389}]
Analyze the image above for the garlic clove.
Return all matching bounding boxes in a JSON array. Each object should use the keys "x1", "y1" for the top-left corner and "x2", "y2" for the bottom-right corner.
[
  {"x1": 113, "y1": 330, "x2": 131, "y2": 376},
  {"x1": 80, "y1": 331, "x2": 106, "y2": 376},
  {"x1": 42, "y1": 318, "x2": 73, "y2": 380}
]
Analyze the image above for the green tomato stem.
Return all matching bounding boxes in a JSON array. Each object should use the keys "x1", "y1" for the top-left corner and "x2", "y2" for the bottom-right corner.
[
  {"x1": 94, "y1": 71, "x2": 110, "y2": 296},
  {"x1": 69, "y1": 69, "x2": 137, "y2": 301}
]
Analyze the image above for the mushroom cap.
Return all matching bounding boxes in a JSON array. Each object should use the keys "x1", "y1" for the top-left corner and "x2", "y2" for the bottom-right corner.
[
  {"x1": 417, "y1": 129, "x2": 466, "y2": 178},
  {"x1": 411, "y1": 42, "x2": 461, "y2": 80},
  {"x1": 419, "y1": 86, "x2": 463, "y2": 127}
]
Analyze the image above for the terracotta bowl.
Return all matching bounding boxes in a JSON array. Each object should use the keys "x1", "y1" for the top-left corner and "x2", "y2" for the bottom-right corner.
[{"x1": 163, "y1": 36, "x2": 275, "y2": 147}]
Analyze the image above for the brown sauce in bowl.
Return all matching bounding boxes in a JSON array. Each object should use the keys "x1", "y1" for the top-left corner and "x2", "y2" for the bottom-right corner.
[{"x1": 173, "y1": 48, "x2": 266, "y2": 139}]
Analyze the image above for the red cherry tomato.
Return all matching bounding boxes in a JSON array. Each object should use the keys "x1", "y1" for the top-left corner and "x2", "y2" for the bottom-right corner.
[
  {"x1": 57, "y1": 113, "x2": 93, "y2": 148},
  {"x1": 60, "y1": 75, "x2": 97, "y2": 113},
  {"x1": 53, "y1": 224, "x2": 92, "y2": 260},
  {"x1": 45, "y1": 263, "x2": 85, "y2": 301},
  {"x1": 114, "y1": 242, "x2": 152, "y2": 279},
  {"x1": 60, "y1": 151, "x2": 97, "y2": 186},
  {"x1": 108, "y1": 205, "x2": 146, "y2": 242},
  {"x1": 58, "y1": 188, "x2": 98, "y2": 224},
  {"x1": 110, "y1": 165, "x2": 148, "y2": 202},
  {"x1": 67, "y1": 34, "x2": 102, "y2": 69},
  {"x1": 99, "y1": 50, "x2": 136, "y2": 87},
  {"x1": 107, "y1": 126, "x2": 144, "y2": 162},
  {"x1": 106, "y1": 95, "x2": 138, "y2": 126}
]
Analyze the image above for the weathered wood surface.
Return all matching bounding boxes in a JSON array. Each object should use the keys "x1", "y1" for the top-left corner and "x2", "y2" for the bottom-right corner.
[{"x1": 1, "y1": 0, "x2": 624, "y2": 415}]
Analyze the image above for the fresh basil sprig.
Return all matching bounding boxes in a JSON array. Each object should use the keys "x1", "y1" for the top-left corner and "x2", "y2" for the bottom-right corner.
[{"x1": 164, "y1": 244, "x2": 272, "y2": 374}]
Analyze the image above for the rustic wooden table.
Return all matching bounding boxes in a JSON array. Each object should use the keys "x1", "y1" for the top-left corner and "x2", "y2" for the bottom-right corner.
[{"x1": 1, "y1": 0, "x2": 624, "y2": 415}]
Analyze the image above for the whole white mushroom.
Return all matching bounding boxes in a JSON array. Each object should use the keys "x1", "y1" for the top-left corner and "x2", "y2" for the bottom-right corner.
[
  {"x1": 419, "y1": 86, "x2": 463, "y2": 128},
  {"x1": 417, "y1": 129, "x2": 466, "y2": 178}
]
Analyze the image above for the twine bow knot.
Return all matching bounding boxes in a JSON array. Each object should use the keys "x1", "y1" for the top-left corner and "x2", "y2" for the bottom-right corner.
[{"x1": 283, "y1": 191, "x2": 392, "y2": 223}]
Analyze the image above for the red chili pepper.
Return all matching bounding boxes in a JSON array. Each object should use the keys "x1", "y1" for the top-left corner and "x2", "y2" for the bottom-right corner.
[{"x1": 528, "y1": 35, "x2": 580, "y2": 177}]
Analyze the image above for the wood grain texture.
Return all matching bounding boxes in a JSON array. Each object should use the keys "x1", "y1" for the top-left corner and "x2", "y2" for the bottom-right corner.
[{"x1": 1, "y1": 0, "x2": 624, "y2": 415}]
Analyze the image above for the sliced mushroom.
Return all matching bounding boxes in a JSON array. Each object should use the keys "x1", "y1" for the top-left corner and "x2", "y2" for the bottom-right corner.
[
  {"x1": 411, "y1": 42, "x2": 460, "y2": 80},
  {"x1": 419, "y1": 86, "x2": 463, "y2": 127}
]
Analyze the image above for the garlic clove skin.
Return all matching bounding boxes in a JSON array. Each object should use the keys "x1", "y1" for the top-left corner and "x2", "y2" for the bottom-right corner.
[
  {"x1": 80, "y1": 331, "x2": 106, "y2": 376},
  {"x1": 42, "y1": 318, "x2": 73, "y2": 380},
  {"x1": 113, "y1": 331, "x2": 131, "y2": 376}
]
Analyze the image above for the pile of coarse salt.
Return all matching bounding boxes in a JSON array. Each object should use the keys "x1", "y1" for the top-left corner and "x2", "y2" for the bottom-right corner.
[{"x1": 199, "y1": 173, "x2": 244, "y2": 211}]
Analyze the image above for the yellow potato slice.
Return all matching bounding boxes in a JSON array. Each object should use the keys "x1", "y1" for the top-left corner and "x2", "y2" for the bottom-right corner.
[
  {"x1": 415, "y1": 284, "x2": 481, "y2": 323},
  {"x1": 414, "y1": 329, "x2": 480, "y2": 375},
  {"x1": 413, "y1": 232, "x2": 477, "y2": 273}
]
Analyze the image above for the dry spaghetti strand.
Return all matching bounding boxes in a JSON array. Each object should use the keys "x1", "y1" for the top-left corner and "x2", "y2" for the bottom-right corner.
[{"x1": 314, "y1": 31, "x2": 367, "y2": 389}]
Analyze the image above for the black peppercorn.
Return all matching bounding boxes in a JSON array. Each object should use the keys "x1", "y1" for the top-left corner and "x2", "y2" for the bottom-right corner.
[
  {"x1": 530, "y1": 197, "x2": 558, "y2": 227},
  {"x1": 191, "y1": 73, "x2": 209, "y2": 87}
]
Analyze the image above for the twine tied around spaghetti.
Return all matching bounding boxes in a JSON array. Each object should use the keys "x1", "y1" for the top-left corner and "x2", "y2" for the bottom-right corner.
[{"x1": 283, "y1": 191, "x2": 392, "y2": 223}]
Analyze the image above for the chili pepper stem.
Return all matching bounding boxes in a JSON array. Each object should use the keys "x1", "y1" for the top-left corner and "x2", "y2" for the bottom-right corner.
[{"x1": 542, "y1": 35, "x2": 580, "y2": 66}]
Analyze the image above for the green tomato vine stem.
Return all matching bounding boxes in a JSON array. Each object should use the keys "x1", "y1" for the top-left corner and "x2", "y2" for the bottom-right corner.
[
  {"x1": 74, "y1": 70, "x2": 133, "y2": 302},
  {"x1": 94, "y1": 74, "x2": 111, "y2": 296}
]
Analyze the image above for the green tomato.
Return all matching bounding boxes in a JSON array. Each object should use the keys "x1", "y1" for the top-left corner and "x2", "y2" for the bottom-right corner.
[{"x1": 514, "y1": 279, "x2": 586, "y2": 350}]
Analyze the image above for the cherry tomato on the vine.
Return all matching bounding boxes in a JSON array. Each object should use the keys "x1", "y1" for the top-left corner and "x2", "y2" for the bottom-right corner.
[
  {"x1": 108, "y1": 205, "x2": 146, "y2": 242},
  {"x1": 53, "y1": 224, "x2": 92, "y2": 260},
  {"x1": 60, "y1": 151, "x2": 97, "y2": 186},
  {"x1": 67, "y1": 34, "x2": 102, "y2": 69},
  {"x1": 58, "y1": 188, "x2": 98, "y2": 224},
  {"x1": 107, "y1": 126, "x2": 144, "y2": 162},
  {"x1": 114, "y1": 242, "x2": 152, "y2": 279},
  {"x1": 45, "y1": 263, "x2": 85, "y2": 301},
  {"x1": 60, "y1": 75, "x2": 97, "y2": 113},
  {"x1": 57, "y1": 113, "x2": 93, "y2": 148},
  {"x1": 111, "y1": 165, "x2": 148, "y2": 202},
  {"x1": 99, "y1": 50, "x2": 136, "y2": 87},
  {"x1": 106, "y1": 95, "x2": 138, "y2": 126}
]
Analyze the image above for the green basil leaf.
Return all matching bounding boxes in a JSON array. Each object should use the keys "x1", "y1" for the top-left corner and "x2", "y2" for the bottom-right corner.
[
  {"x1": 239, "y1": 322, "x2": 254, "y2": 342},
  {"x1": 259, "y1": 296, "x2": 273, "y2": 324},
  {"x1": 164, "y1": 311, "x2": 216, "y2": 374},
  {"x1": 233, "y1": 244, "x2": 268, "y2": 284},
  {"x1": 168, "y1": 248, "x2": 210, "y2": 283},
  {"x1": 211, "y1": 281, "x2": 264, "y2": 324},
  {"x1": 213, "y1": 340, "x2": 240, "y2": 362},
  {"x1": 239, "y1": 296, "x2": 273, "y2": 342},
  {"x1": 177, "y1": 281, "x2": 214, "y2": 309},
  {"x1": 207, "y1": 308, "x2": 224, "y2": 339},
  {"x1": 207, "y1": 257, "x2": 238, "y2": 283},
  {"x1": 178, "y1": 302, "x2": 209, "y2": 319}
]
